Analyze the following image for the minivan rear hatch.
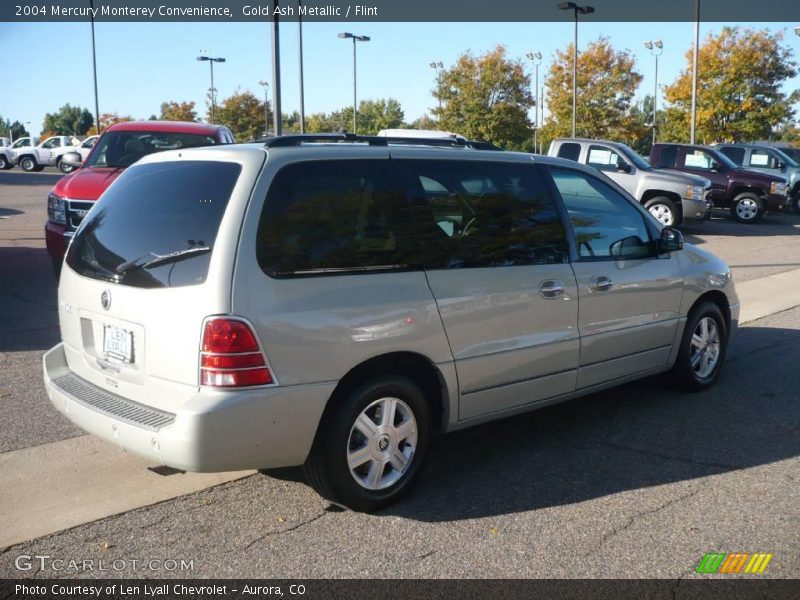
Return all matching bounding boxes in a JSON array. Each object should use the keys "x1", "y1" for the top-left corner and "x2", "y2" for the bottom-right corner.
[{"x1": 58, "y1": 150, "x2": 263, "y2": 411}]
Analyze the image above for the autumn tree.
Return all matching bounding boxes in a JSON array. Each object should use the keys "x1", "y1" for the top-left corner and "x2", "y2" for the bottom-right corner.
[
  {"x1": 42, "y1": 104, "x2": 94, "y2": 136},
  {"x1": 86, "y1": 113, "x2": 134, "y2": 135},
  {"x1": 541, "y1": 37, "x2": 643, "y2": 148},
  {"x1": 213, "y1": 90, "x2": 266, "y2": 140},
  {"x1": 661, "y1": 27, "x2": 799, "y2": 143},
  {"x1": 160, "y1": 101, "x2": 197, "y2": 122},
  {"x1": 432, "y1": 46, "x2": 533, "y2": 149}
]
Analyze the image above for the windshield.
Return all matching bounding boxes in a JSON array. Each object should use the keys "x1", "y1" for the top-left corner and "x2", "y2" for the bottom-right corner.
[
  {"x1": 614, "y1": 142, "x2": 653, "y2": 170},
  {"x1": 65, "y1": 160, "x2": 241, "y2": 288},
  {"x1": 84, "y1": 131, "x2": 218, "y2": 168},
  {"x1": 772, "y1": 147, "x2": 799, "y2": 168}
]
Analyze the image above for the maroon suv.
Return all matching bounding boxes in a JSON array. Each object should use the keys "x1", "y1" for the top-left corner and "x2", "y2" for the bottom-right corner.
[{"x1": 650, "y1": 143, "x2": 788, "y2": 223}]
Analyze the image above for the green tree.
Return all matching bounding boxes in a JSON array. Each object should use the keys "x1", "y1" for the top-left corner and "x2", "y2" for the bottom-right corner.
[
  {"x1": 42, "y1": 104, "x2": 94, "y2": 136},
  {"x1": 342, "y1": 98, "x2": 404, "y2": 135},
  {"x1": 160, "y1": 101, "x2": 197, "y2": 122},
  {"x1": 408, "y1": 114, "x2": 438, "y2": 130},
  {"x1": 432, "y1": 46, "x2": 533, "y2": 149},
  {"x1": 8, "y1": 121, "x2": 29, "y2": 139},
  {"x1": 661, "y1": 26, "x2": 799, "y2": 143},
  {"x1": 213, "y1": 90, "x2": 266, "y2": 140},
  {"x1": 541, "y1": 37, "x2": 643, "y2": 147}
]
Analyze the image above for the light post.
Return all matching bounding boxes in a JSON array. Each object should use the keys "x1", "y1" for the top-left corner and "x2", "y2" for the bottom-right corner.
[
  {"x1": 258, "y1": 80, "x2": 270, "y2": 137},
  {"x1": 690, "y1": 0, "x2": 700, "y2": 144},
  {"x1": 557, "y1": 2, "x2": 594, "y2": 138},
  {"x1": 338, "y1": 32, "x2": 370, "y2": 134},
  {"x1": 197, "y1": 55, "x2": 226, "y2": 124},
  {"x1": 526, "y1": 51, "x2": 543, "y2": 153},
  {"x1": 298, "y1": 0, "x2": 305, "y2": 133},
  {"x1": 644, "y1": 40, "x2": 663, "y2": 145},
  {"x1": 430, "y1": 61, "x2": 444, "y2": 112},
  {"x1": 89, "y1": 0, "x2": 100, "y2": 135}
]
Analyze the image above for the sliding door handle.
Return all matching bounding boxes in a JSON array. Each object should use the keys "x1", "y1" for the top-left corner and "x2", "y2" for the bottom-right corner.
[{"x1": 539, "y1": 280, "x2": 565, "y2": 299}]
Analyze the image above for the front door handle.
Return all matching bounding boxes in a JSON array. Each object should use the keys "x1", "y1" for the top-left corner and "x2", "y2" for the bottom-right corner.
[
  {"x1": 589, "y1": 275, "x2": 613, "y2": 292},
  {"x1": 539, "y1": 280, "x2": 565, "y2": 299}
]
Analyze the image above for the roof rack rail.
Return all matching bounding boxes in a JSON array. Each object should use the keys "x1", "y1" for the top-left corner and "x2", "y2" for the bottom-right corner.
[{"x1": 262, "y1": 133, "x2": 502, "y2": 151}]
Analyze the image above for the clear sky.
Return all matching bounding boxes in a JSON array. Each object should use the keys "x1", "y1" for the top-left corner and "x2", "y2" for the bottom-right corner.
[{"x1": 1, "y1": 20, "x2": 798, "y2": 135}]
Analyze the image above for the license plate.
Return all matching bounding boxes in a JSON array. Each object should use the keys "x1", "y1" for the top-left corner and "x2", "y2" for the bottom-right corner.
[{"x1": 103, "y1": 325, "x2": 133, "y2": 363}]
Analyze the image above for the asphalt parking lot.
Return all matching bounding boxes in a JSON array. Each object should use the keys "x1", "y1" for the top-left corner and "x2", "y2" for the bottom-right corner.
[{"x1": 0, "y1": 169, "x2": 798, "y2": 579}]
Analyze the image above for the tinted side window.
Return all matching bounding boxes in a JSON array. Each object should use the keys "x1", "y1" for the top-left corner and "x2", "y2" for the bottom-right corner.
[
  {"x1": 587, "y1": 145, "x2": 624, "y2": 172},
  {"x1": 719, "y1": 147, "x2": 745, "y2": 165},
  {"x1": 557, "y1": 143, "x2": 581, "y2": 162},
  {"x1": 549, "y1": 167, "x2": 652, "y2": 260},
  {"x1": 749, "y1": 149, "x2": 779, "y2": 168},
  {"x1": 398, "y1": 160, "x2": 569, "y2": 269},
  {"x1": 655, "y1": 146, "x2": 677, "y2": 168},
  {"x1": 257, "y1": 160, "x2": 418, "y2": 277}
]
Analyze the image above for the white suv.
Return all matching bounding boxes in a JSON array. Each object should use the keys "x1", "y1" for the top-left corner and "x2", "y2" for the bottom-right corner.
[{"x1": 44, "y1": 134, "x2": 739, "y2": 511}]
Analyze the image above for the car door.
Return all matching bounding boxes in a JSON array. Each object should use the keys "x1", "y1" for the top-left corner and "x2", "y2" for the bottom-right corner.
[
  {"x1": 678, "y1": 148, "x2": 729, "y2": 206},
  {"x1": 38, "y1": 137, "x2": 59, "y2": 163},
  {"x1": 396, "y1": 156, "x2": 579, "y2": 421},
  {"x1": 547, "y1": 166, "x2": 684, "y2": 390},
  {"x1": 585, "y1": 144, "x2": 636, "y2": 195}
]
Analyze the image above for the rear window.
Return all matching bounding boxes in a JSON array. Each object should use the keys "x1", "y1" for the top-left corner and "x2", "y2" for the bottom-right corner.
[{"x1": 66, "y1": 161, "x2": 241, "y2": 288}]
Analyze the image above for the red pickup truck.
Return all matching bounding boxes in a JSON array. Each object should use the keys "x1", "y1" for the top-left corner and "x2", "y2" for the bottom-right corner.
[{"x1": 46, "y1": 121, "x2": 235, "y2": 271}]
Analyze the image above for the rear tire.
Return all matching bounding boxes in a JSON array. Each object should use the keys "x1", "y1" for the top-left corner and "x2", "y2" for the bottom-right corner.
[
  {"x1": 57, "y1": 159, "x2": 75, "y2": 174},
  {"x1": 669, "y1": 301, "x2": 727, "y2": 392},
  {"x1": 730, "y1": 192, "x2": 763, "y2": 223},
  {"x1": 19, "y1": 155, "x2": 38, "y2": 172},
  {"x1": 304, "y1": 375, "x2": 431, "y2": 512},
  {"x1": 0, "y1": 156, "x2": 9, "y2": 170},
  {"x1": 643, "y1": 196, "x2": 681, "y2": 227}
]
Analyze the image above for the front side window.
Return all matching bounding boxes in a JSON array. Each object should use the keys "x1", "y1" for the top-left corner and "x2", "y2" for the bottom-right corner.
[
  {"x1": 398, "y1": 160, "x2": 569, "y2": 269},
  {"x1": 587, "y1": 145, "x2": 625, "y2": 172},
  {"x1": 12, "y1": 139, "x2": 30, "y2": 148},
  {"x1": 549, "y1": 167, "x2": 652, "y2": 260},
  {"x1": 66, "y1": 161, "x2": 240, "y2": 288},
  {"x1": 42, "y1": 138, "x2": 60, "y2": 149},
  {"x1": 749, "y1": 149, "x2": 780, "y2": 169},
  {"x1": 257, "y1": 160, "x2": 418, "y2": 277},
  {"x1": 84, "y1": 131, "x2": 218, "y2": 168}
]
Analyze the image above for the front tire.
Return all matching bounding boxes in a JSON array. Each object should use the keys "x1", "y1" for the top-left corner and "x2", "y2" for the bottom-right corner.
[
  {"x1": 791, "y1": 188, "x2": 800, "y2": 214},
  {"x1": 19, "y1": 156, "x2": 38, "y2": 172},
  {"x1": 670, "y1": 301, "x2": 727, "y2": 392},
  {"x1": 644, "y1": 196, "x2": 681, "y2": 227},
  {"x1": 731, "y1": 192, "x2": 763, "y2": 223},
  {"x1": 304, "y1": 376, "x2": 431, "y2": 512}
]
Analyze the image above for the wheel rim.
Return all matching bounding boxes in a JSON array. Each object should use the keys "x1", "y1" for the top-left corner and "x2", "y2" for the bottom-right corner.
[
  {"x1": 648, "y1": 204, "x2": 673, "y2": 225},
  {"x1": 347, "y1": 396, "x2": 418, "y2": 491},
  {"x1": 22, "y1": 159, "x2": 33, "y2": 170},
  {"x1": 690, "y1": 316, "x2": 721, "y2": 379},
  {"x1": 735, "y1": 198, "x2": 758, "y2": 220}
]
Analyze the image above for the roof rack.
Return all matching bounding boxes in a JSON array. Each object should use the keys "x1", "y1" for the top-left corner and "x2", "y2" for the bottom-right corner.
[{"x1": 262, "y1": 133, "x2": 502, "y2": 151}]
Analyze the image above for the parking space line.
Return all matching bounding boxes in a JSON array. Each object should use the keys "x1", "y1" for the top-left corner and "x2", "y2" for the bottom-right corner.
[{"x1": 0, "y1": 435, "x2": 254, "y2": 549}]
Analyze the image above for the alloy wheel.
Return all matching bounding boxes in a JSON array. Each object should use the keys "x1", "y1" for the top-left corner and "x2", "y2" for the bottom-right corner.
[
  {"x1": 735, "y1": 198, "x2": 759, "y2": 221},
  {"x1": 690, "y1": 316, "x2": 721, "y2": 379}
]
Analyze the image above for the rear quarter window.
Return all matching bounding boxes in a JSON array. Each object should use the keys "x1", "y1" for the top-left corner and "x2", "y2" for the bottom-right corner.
[{"x1": 557, "y1": 143, "x2": 582, "y2": 162}]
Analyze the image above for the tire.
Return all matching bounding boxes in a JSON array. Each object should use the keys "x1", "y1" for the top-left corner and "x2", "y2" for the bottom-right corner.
[
  {"x1": 643, "y1": 196, "x2": 681, "y2": 227},
  {"x1": 0, "y1": 156, "x2": 8, "y2": 170},
  {"x1": 670, "y1": 301, "x2": 727, "y2": 392},
  {"x1": 304, "y1": 375, "x2": 431, "y2": 512},
  {"x1": 19, "y1": 155, "x2": 37, "y2": 172},
  {"x1": 791, "y1": 189, "x2": 800, "y2": 215},
  {"x1": 58, "y1": 159, "x2": 75, "y2": 174},
  {"x1": 730, "y1": 192, "x2": 763, "y2": 223}
]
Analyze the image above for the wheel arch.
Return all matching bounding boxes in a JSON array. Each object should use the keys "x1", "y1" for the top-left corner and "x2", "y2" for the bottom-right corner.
[
  {"x1": 641, "y1": 189, "x2": 681, "y2": 206},
  {"x1": 689, "y1": 290, "x2": 731, "y2": 334}
]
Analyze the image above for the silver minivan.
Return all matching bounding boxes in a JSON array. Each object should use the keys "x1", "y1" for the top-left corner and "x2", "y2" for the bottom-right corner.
[{"x1": 43, "y1": 135, "x2": 740, "y2": 511}]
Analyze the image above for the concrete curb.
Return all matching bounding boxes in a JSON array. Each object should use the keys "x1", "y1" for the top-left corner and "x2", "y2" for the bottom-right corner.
[{"x1": 735, "y1": 268, "x2": 800, "y2": 324}]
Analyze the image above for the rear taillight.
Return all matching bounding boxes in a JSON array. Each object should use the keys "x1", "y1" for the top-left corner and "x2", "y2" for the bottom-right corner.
[{"x1": 200, "y1": 318, "x2": 273, "y2": 387}]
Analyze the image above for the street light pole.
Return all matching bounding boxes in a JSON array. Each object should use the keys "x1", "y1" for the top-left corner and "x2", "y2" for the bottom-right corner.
[
  {"x1": 197, "y1": 55, "x2": 226, "y2": 124},
  {"x1": 644, "y1": 40, "x2": 663, "y2": 145},
  {"x1": 298, "y1": 0, "x2": 305, "y2": 133},
  {"x1": 429, "y1": 61, "x2": 443, "y2": 113},
  {"x1": 690, "y1": 0, "x2": 700, "y2": 144},
  {"x1": 338, "y1": 32, "x2": 370, "y2": 134},
  {"x1": 526, "y1": 52, "x2": 542, "y2": 153},
  {"x1": 272, "y1": 3, "x2": 282, "y2": 136},
  {"x1": 258, "y1": 80, "x2": 270, "y2": 136},
  {"x1": 558, "y1": 3, "x2": 594, "y2": 138},
  {"x1": 89, "y1": 0, "x2": 100, "y2": 135}
]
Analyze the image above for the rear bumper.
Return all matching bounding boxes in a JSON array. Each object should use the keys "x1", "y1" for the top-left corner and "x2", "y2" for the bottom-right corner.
[
  {"x1": 681, "y1": 197, "x2": 713, "y2": 221},
  {"x1": 43, "y1": 343, "x2": 334, "y2": 472}
]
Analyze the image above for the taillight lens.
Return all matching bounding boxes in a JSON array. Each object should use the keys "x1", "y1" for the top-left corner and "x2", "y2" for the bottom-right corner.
[{"x1": 200, "y1": 318, "x2": 273, "y2": 387}]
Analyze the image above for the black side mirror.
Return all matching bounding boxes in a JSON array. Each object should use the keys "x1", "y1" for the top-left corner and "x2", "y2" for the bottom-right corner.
[
  {"x1": 617, "y1": 162, "x2": 632, "y2": 174},
  {"x1": 657, "y1": 227, "x2": 683, "y2": 254},
  {"x1": 61, "y1": 151, "x2": 82, "y2": 168},
  {"x1": 776, "y1": 161, "x2": 785, "y2": 169}
]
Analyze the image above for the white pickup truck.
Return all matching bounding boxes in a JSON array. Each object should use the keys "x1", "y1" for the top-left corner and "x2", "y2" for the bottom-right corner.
[
  {"x1": 0, "y1": 137, "x2": 13, "y2": 169},
  {"x1": 12, "y1": 135, "x2": 80, "y2": 173}
]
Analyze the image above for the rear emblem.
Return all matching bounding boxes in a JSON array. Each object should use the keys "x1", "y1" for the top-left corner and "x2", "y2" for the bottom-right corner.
[{"x1": 100, "y1": 290, "x2": 111, "y2": 310}]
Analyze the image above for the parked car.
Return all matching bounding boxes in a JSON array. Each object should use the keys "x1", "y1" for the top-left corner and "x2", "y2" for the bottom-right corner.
[
  {"x1": 548, "y1": 138, "x2": 712, "y2": 226},
  {"x1": 0, "y1": 137, "x2": 13, "y2": 169},
  {"x1": 715, "y1": 143, "x2": 800, "y2": 214},
  {"x1": 76, "y1": 135, "x2": 101, "y2": 163},
  {"x1": 650, "y1": 143, "x2": 788, "y2": 223},
  {"x1": 12, "y1": 135, "x2": 79, "y2": 172},
  {"x1": 45, "y1": 121, "x2": 235, "y2": 272},
  {"x1": 43, "y1": 133, "x2": 739, "y2": 511}
]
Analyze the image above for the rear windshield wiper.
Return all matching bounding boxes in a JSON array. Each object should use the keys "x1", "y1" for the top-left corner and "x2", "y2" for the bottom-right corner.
[{"x1": 116, "y1": 246, "x2": 211, "y2": 275}]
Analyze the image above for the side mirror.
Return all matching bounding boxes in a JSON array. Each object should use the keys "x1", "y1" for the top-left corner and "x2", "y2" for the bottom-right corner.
[
  {"x1": 657, "y1": 227, "x2": 683, "y2": 254},
  {"x1": 617, "y1": 162, "x2": 632, "y2": 174},
  {"x1": 776, "y1": 161, "x2": 785, "y2": 169},
  {"x1": 61, "y1": 151, "x2": 82, "y2": 168}
]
